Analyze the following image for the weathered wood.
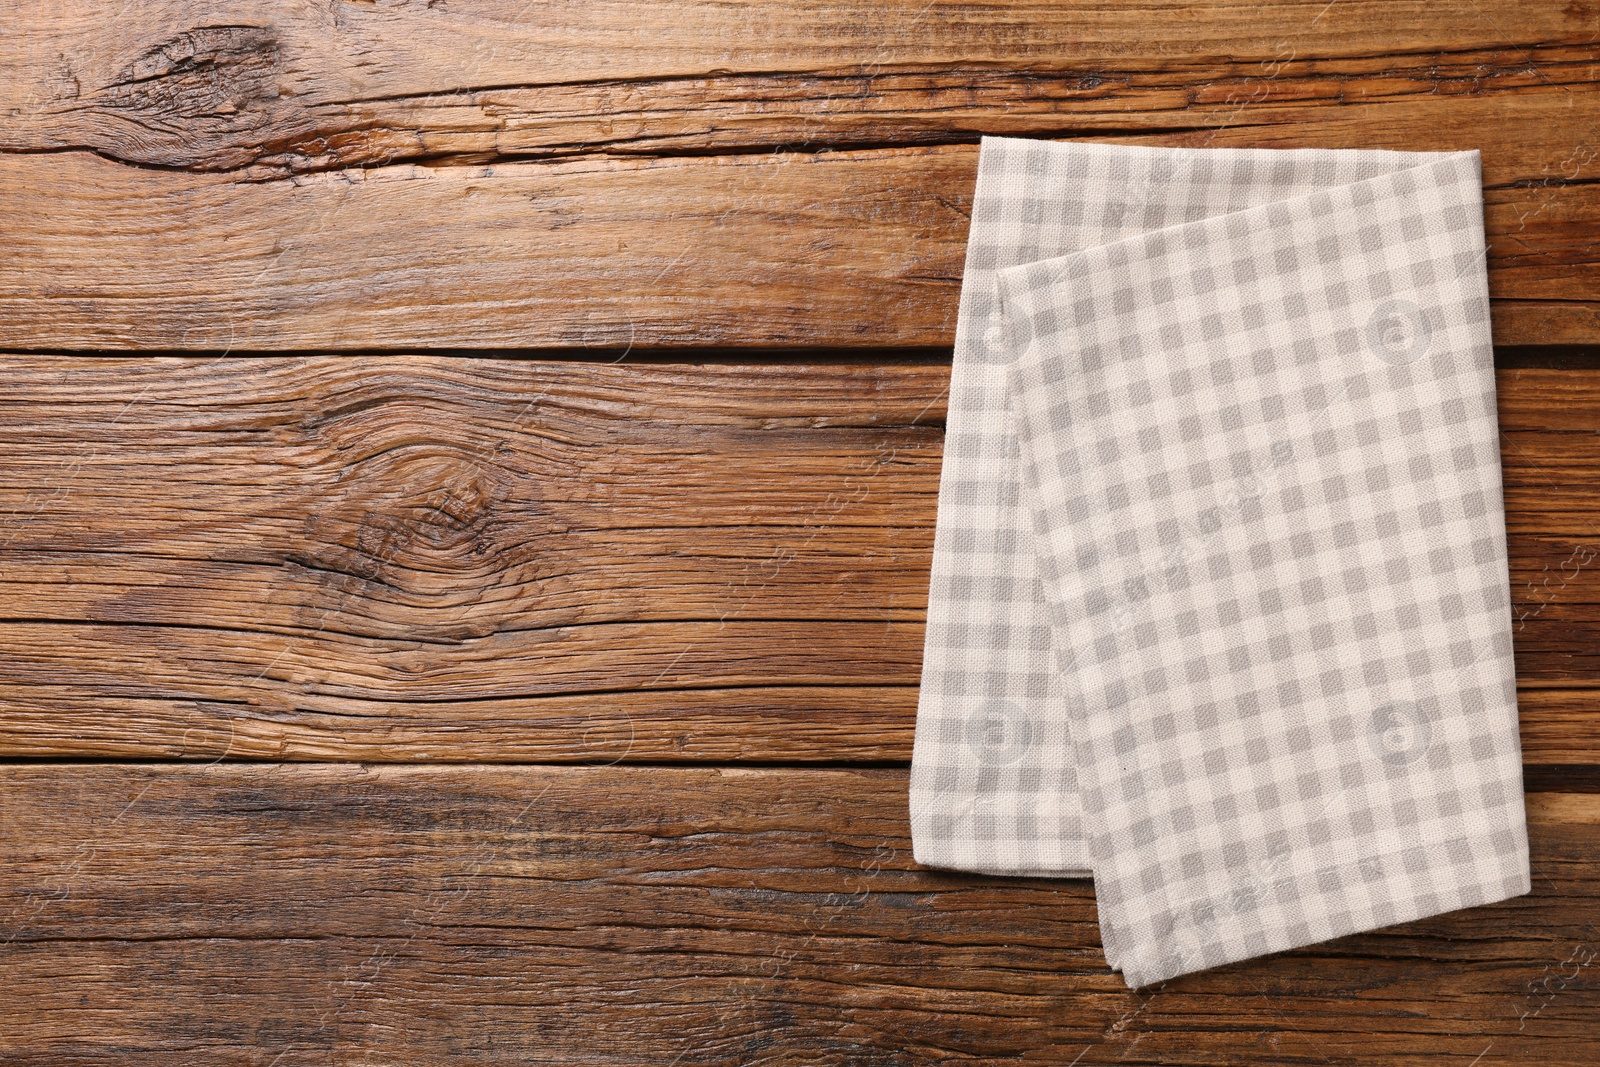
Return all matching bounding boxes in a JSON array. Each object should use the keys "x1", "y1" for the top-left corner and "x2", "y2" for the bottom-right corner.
[
  {"x1": 0, "y1": 357, "x2": 1594, "y2": 764},
  {"x1": 1, "y1": 2, "x2": 1597, "y2": 348},
  {"x1": 1, "y1": 764, "x2": 1595, "y2": 1065},
  {"x1": 4, "y1": 3, "x2": 1596, "y2": 1057},
  {"x1": 0, "y1": 147, "x2": 970, "y2": 350},
  {"x1": 3, "y1": 146, "x2": 1596, "y2": 351},
  {"x1": 4, "y1": 1, "x2": 1597, "y2": 175}
]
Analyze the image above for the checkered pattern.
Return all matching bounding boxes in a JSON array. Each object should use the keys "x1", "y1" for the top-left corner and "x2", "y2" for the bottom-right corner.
[{"x1": 911, "y1": 137, "x2": 1529, "y2": 986}]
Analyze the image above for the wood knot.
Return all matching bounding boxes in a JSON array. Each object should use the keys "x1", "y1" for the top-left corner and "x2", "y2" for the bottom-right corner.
[
  {"x1": 298, "y1": 446, "x2": 512, "y2": 595},
  {"x1": 373, "y1": 451, "x2": 507, "y2": 555},
  {"x1": 97, "y1": 25, "x2": 282, "y2": 169}
]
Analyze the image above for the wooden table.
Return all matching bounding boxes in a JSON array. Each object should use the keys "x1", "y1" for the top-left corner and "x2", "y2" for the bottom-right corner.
[{"x1": 2, "y1": 2, "x2": 1597, "y2": 1063}]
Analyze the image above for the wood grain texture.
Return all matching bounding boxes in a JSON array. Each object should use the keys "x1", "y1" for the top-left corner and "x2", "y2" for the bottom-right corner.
[
  {"x1": 0, "y1": 357, "x2": 1593, "y2": 765},
  {"x1": 2, "y1": 2, "x2": 1598, "y2": 348},
  {"x1": 3, "y1": 1, "x2": 1597, "y2": 1058},
  {"x1": 1, "y1": 764, "x2": 1596, "y2": 1066},
  {"x1": 4, "y1": 1, "x2": 1597, "y2": 173}
]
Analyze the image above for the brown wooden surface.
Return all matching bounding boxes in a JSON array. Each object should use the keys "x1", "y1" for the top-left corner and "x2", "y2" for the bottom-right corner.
[
  {"x1": 3, "y1": 765, "x2": 1599, "y2": 1066},
  {"x1": 6, "y1": 2, "x2": 1596, "y2": 175},
  {"x1": 0, "y1": 358, "x2": 1593, "y2": 767},
  {"x1": 2, "y1": 2, "x2": 1599, "y2": 349},
  {"x1": 3, "y1": 0, "x2": 1599, "y2": 1062}
]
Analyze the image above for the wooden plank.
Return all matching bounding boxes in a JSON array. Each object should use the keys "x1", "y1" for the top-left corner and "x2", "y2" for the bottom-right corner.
[
  {"x1": 0, "y1": 147, "x2": 970, "y2": 350},
  {"x1": 0, "y1": 357, "x2": 1594, "y2": 764},
  {"x1": 1, "y1": 764, "x2": 1596, "y2": 1065},
  {"x1": 3, "y1": 145, "x2": 1596, "y2": 351},
  {"x1": 4, "y1": 1, "x2": 1596, "y2": 174},
  {"x1": 1, "y1": 3, "x2": 1597, "y2": 348}
]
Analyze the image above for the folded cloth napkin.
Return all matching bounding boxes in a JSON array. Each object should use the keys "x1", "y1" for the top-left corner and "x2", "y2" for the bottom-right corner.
[{"x1": 910, "y1": 137, "x2": 1530, "y2": 986}]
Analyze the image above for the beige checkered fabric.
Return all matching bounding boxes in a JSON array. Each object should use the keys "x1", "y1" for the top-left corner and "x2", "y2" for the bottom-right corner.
[{"x1": 911, "y1": 137, "x2": 1529, "y2": 986}]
